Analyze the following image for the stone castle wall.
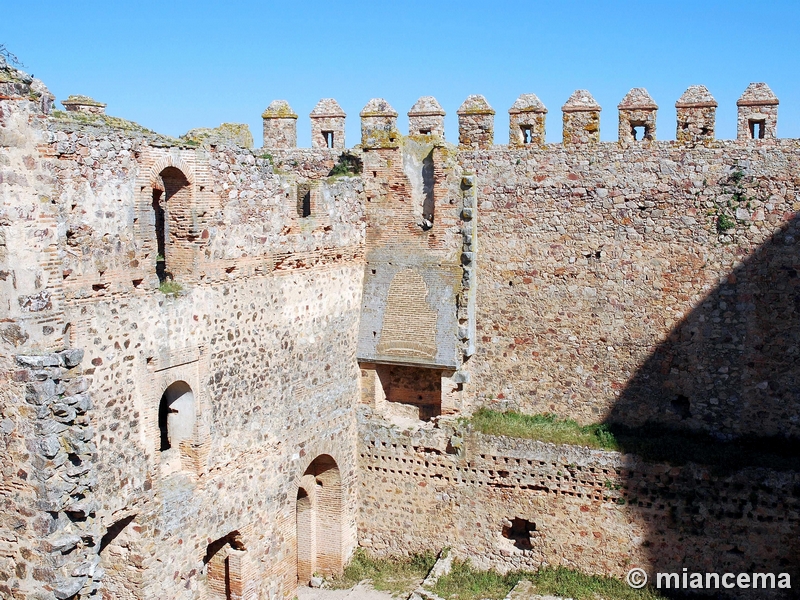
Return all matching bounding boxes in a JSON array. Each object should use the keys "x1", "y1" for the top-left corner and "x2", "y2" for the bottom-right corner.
[
  {"x1": 3, "y1": 61, "x2": 800, "y2": 599},
  {"x1": 358, "y1": 415, "x2": 800, "y2": 591},
  {"x1": 460, "y1": 141, "x2": 800, "y2": 439},
  {"x1": 1, "y1": 72, "x2": 365, "y2": 599}
]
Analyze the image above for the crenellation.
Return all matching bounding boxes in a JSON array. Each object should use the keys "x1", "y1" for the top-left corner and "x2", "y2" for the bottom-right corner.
[
  {"x1": 737, "y1": 82, "x2": 779, "y2": 140},
  {"x1": 408, "y1": 96, "x2": 446, "y2": 139},
  {"x1": 62, "y1": 94, "x2": 106, "y2": 115},
  {"x1": 508, "y1": 93, "x2": 547, "y2": 147},
  {"x1": 3, "y1": 57, "x2": 800, "y2": 599},
  {"x1": 617, "y1": 87, "x2": 657, "y2": 145},
  {"x1": 359, "y1": 98, "x2": 399, "y2": 148},
  {"x1": 675, "y1": 84, "x2": 717, "y2": 144},
  {"x1": 262, "y1": 100, "x2": 298, "y2": 148},
  {"x1": 310, "y1": 98, "x2": 346, "y2": 149},
  {"x1": 457, "y1": 94, "x2": 495, "y2": 149},
  {"x1": 561, "y1": 89, "x2": 601, "y2": 145}
]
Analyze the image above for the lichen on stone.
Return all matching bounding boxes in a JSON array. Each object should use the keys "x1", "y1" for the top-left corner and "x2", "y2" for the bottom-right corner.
[{"x1": 262, "y1": 100, "x2": 298, "y2": 120}]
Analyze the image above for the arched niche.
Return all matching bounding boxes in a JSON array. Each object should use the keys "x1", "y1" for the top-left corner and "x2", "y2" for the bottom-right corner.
[{"x1": 151, "y1": 165, "x2": 193, "y2": 283}]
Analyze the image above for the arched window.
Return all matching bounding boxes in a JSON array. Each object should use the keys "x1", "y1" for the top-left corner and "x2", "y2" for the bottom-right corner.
[
  {"x1": 158, "y1": 381, "x2": 195, "y2": 452},
  {"x1": 152, "y1": 166, "x2": 192, "y2": 282}
]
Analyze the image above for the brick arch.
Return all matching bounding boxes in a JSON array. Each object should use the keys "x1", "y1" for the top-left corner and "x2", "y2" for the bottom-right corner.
[
  {"x1": 294, "y1": 453, "x2": 345, "y2": 584},
  {"x1": 293, "y1": 446, "x2": 348, "y2": 491},
  {"x1": 148, "y1": 157, "x2": 197, "y2": 282},
  {"x1": 148, "y1": 155, "x2": 195, "y2": 188}
]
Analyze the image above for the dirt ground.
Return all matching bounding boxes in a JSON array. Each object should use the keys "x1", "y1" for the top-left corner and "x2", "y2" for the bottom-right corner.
[{"x1": 296, "y1": 582, "x2": 399, "y2": 600}]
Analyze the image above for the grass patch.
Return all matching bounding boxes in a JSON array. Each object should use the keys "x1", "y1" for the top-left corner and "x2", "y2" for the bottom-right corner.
[
  {"x1": 432, "y1": 561, "x2": 664, "y2": 600},
  {"x1": 327, "y1": 548, "x2": 436, "y2": 596},
  {"x1": 469, "y1": 409, "x2": 800, "y2": 474},
  {"x1": 470, "y1": 408, "x2": 618, "y2": 450},
  {"x1": 158, "y1": 280, "x2": 183, "y2": 295}
]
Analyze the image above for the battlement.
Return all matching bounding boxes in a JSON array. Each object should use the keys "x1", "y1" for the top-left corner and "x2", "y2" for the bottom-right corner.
[
  {"x1": 261, "y1": 83, "x2": 783, "y2": 150},
  {"x1": 3, "y1": 58, "x2": 800, "y2": 600}
]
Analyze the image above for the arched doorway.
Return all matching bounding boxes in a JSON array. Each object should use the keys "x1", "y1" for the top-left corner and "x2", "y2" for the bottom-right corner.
[
  {"x1": 151, "y1": 166, "x2": 192, "y2": 283},
  {"x1": 295, "y1": 455, "x2": 343, "y2": 585}
]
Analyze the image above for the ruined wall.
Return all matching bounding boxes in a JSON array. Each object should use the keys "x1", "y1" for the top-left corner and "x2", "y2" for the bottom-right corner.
[
  {"x1": 358, "y1": 415, "x2": 800, "y2": 588},
  {"x1": 0, "y1": 66, "x2": 63, "y2": 369},
  {"x1": 460, "y1": 141, "x2": 800, "y2": 439},
  {"x1": 1, "y1": 78, "x2": 365, "y2": 599},
  {"x1": 5, "y1": 68, "x2": 800, "y2": 598},
  {"x1": 50, "y1": 124, "x2": 364, "y2": 598},
  {"x1": 0, "y1": 350, "x2": 99, "y2": 600}
]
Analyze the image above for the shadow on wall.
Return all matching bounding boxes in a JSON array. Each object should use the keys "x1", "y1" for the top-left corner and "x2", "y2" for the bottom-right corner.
[
  {"x1": 606, "y1": 212, "x2": 800, "y2": 442},
  {"x1": 604, "y1": 212, "x2": 800, "y2": 593}
]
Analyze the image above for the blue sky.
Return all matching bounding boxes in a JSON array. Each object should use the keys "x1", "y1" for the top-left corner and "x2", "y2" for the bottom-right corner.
[{"x1": 4, "y1": 1, "x2": 799, "y2": 145}]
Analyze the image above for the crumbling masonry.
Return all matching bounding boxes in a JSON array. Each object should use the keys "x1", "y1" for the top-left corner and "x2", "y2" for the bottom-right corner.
[{"x1": 2, "y1": 53, "x2": 799, "y2": 599}]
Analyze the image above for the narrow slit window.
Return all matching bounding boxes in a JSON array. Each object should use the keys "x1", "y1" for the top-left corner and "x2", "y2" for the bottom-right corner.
[
  {"x1": 322, "y1": 131, "x2": 334, "y2": 148},
  {"x1": 749, "y1": 120, "x2": 765, "y2": 139},
  {"x1": 297, "y1": 184, "x2": 312, "y2": 218},
  {"x1": 521, "y1": 125, "x2": 533, "y2": 144},
  {"x1": 152, "y1": 190, "x2": 166, "y2": 283},
  {"x1": 419, "y1": 128, "x2": 431, "y2": 135}
]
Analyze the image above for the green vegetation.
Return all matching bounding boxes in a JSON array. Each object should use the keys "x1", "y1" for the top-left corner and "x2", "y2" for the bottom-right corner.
[
  {"x1": 470, "y1": 408, "x2": 618, "y2": 450},
  {"x1": 716, "y1": 212, "x2": 736, "y2": 233},
  {"x1": 327, "y1": 548, "x2": 436, "y2": 595},
  {"x1": 728, "y1": 168, "x2": 745, "y2": 185},
  {"x1": 469, "y1": 409, "x2": 800, "y2": 474},
  {"x1": 431, "y1": 561, "x2": 664, "y2": 600},
  {"x1": 158, "y1": 280, "x2": 183, "y2": 295},
  {"x1": 712, "y1": 166, "x2": 758, "y2": 236},
  {"x1": 328, "y1": 152, "x2": 363, "y2": 178}
]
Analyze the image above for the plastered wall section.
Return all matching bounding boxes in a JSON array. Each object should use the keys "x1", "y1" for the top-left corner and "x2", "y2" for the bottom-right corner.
[
  {"x1": 357, "y1": 415, "x2": 800, "y2": 584},
  {"x1": 356, "y1": 141, "x2": 468, "y2": 369},
  {"x1": 459, "y1": 140, "x2": 800, "y2": 438}
]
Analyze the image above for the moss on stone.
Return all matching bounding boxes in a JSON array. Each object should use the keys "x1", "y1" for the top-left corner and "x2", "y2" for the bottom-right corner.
[
  {"x1": 62, "y1": 95, "x2": 105, "y2": 107},
  {"x1": 181, "y1": 123, "x2": 253, "y2": 149}
]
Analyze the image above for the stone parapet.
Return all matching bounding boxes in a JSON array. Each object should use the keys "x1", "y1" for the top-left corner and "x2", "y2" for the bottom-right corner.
[
  {"x1": 262, "y1": 99, "x2": 298, "y2": 148},
  {"x1": 457, "y1": 95, "x2": 495, "y2": 149}
]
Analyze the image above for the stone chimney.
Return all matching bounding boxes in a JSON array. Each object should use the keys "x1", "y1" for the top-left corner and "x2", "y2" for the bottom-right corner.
[
  {"x1": 508, "y1": 93, "x2": 547, "y2": 147},
  {"x1": 675, "y1": 85, "x2": 717, "y2": 144},
  {"x1": 360, "y1": 99, "x2": 399, "y2": 148},
  {"x1": 310, "y1": 99, "x2": 346, "y2": 149},
  {"x1": 408, "y1": 96, "x2": 445, "y2": 139},
  {"x1": 737, "y1": 83, "x2": 778, "y2": 140},
  {"x1": 562, "y1": 90, "x2": 600, "y2": 145},
  {"x1": 261, "y1": 100, "x2": 297, "y2": 148},
  {"x1": 61, "y1": 95, "x2": 106, "y2": 115},
  {"x1": 457, "y1": 95, "x2": 495, "y2": 149},
  {"x1": 618, "y1": 88, "x2": 657, "y2": 144}
]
